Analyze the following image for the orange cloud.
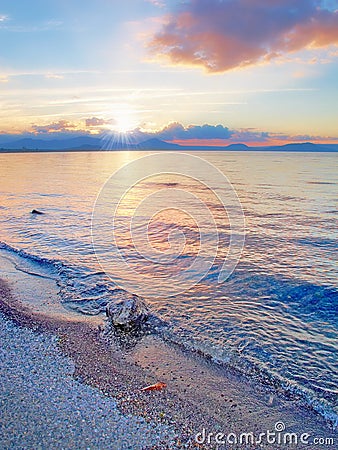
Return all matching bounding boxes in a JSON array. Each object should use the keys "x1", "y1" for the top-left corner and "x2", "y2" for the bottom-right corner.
[{"x1": 148, "y1": 0, "x2": 338, "y2": 72}]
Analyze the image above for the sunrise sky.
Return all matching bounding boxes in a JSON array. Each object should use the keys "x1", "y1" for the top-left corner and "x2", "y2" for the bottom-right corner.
[{"x1": 1, "y1": 0, "x2": 338, "y2": 146}]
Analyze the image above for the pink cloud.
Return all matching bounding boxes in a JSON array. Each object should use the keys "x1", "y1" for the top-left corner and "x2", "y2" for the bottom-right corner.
[{"x1": 148, "y1": 0, "x2": 338, "y2": 72}]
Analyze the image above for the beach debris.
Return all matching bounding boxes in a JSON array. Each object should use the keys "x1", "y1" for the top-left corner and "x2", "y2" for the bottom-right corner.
[
  {"x1": 141, "y1": 382, "x2": 167, "y2": 392},
  {"x1": 106, "y1": 294, "x2": 149, "y2": 331},
  {"x1": 31, "y1": 209, "x2": 44, "y2": 215},
  {"x1": 267, "y1": 394, "x2": 275, "y2": 406}
]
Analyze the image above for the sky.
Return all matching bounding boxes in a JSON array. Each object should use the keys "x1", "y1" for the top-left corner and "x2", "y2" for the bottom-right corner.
[{"x1": 0, "y1": 0, "x2": 338, "y2": 146}]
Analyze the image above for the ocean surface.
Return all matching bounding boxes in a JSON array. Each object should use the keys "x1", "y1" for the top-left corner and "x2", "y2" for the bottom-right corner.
[{"x1": 0, "y1": 150, "x2": 337, "y2": 426}]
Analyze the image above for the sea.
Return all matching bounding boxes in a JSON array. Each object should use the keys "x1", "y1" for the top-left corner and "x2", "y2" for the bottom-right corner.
[{"x1": 0, "y1": 150, "x2": 337, "y2": 427}]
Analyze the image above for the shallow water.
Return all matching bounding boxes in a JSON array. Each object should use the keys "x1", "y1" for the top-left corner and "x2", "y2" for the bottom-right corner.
[{"x1": 0, "y1": 150, "x2": 337, "y2": 425}]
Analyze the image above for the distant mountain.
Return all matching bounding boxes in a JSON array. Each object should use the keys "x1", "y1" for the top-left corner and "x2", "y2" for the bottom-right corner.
[
  {"x1": 137, "y1": 138, "x2": 181, "y2": 150},
  {"x1": 271, "y1": 142, "x2": 330, "y2": 152},
  {"x1": 0, "y1": 136, "x2": 102, "y2": 150},
  {"x1": 225, "y1": 143, "x2": 249, "y2": 150},
  {"x1": 0, "y1": 136, "x2": 337, "y2": 152}
]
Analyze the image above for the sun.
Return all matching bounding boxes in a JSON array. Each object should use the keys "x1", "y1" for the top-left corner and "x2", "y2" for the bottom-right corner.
[
  {"x1": 113, "y1": 110, "x2": 138, "y2": 134},
  {"x1": 101, "y1": 108, "x2": 140, "y2": 149}
]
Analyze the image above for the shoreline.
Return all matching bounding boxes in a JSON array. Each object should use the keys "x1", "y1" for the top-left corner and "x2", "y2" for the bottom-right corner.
[{"x1": 0, "y1": 277, "x2": 336, "y2": 449}]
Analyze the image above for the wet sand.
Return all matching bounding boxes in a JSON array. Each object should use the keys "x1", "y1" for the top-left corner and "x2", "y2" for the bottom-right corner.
[{"x1": 0, "y1": 277, "x2": 336, "y2": 449}]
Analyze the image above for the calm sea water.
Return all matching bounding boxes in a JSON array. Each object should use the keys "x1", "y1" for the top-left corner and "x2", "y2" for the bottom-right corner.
[{"x1": 0, "y1": 151, "x2": 337, "y2": 425}]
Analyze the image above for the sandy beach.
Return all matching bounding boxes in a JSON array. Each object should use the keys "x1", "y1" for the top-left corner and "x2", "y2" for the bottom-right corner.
[{"x1": 0, "y1": 272, "x2": 336, "y2": 450}]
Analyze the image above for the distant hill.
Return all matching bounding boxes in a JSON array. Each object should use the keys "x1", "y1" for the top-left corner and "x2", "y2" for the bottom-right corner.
[
  {"x1": 267, "y1": 142, "x2": 332, "y2": 152},
  {"x1": 137, "y1": 138, "x2": 181, "y2": 150},
  {"x1": 0, "y1": 136, "x2": 102, "y2": 150},
  {"x1": 225, "y1": 143, "x2": 249, "y2": 150},
  {"x1": 0, "y1": 136, "x2": 337, "y2": 152}
]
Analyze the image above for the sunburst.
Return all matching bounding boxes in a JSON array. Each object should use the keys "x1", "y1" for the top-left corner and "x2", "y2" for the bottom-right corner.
[{"x1": 101, "y1": 109, "x2": 139, "y2": 150}]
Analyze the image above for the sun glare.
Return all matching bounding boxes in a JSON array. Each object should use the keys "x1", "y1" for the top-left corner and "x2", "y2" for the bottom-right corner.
[
  {"x1": 101, "y1": 108, "x2": 140, "y2": 149},
  {"x1": 113, "y1": 110, "x2": 138, "y2": 134}
]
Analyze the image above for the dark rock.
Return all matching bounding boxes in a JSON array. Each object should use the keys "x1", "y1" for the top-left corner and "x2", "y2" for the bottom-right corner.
[
  {"x1": 106, "y1": 294, "x2": 149, "y2": 331},
  {"x1": 31, "y1": 209, "x2": 44, "y2": 215}
]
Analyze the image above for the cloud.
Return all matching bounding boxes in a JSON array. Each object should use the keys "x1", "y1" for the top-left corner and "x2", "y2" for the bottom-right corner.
[
  {"x1": 148, "y1": 0, "x2": 338, "y2": 72},
  {"x1": 0, "y1": 14, "x2": 8, "y2": 22},
  {"x1": 32, "y1": 120, "x2": 77, "y2": 133},
  {"x1": 45, "y1": 73, "x2": 64, "y2": 80},
  {"x1": 129, "y1": 122, "x2": 233, "y2": 142},
  {"x1": 153, "y1": 122, "x2": 233, "y2": 140},
  {"x1": 5, "y1": 121, "x2": 338, "y2": 146},
  {"x1": 85, "y1": 117, "x2": 108, "y2": 127},
  {"x1": 230, "y1": 129, "x2": 270, "y2": 143},
  {"x1": 139, "y1": 123, "x2": 338, "y2": 146}
]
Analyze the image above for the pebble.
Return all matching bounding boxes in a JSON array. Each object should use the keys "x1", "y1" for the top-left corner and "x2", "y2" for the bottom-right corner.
[{"x1": 0, "y1": 313, "x2": 176, "y2": 449}]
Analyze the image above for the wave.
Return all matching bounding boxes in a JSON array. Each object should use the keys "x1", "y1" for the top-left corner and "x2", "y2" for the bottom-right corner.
[
  {"x1": 158, "y1": 324, "x2": 338, "y2": 429},
  {"x1": 0, "y1": 241, "x2": 124, "y2": 316},
  {"x1": 0, "y1": 240, "x2": 337, "y2": 429}
]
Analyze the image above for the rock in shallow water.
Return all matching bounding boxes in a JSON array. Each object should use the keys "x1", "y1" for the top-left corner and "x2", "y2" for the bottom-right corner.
[{"x1": 106, "y1": 294, "x2": 149, "y2": 330}]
